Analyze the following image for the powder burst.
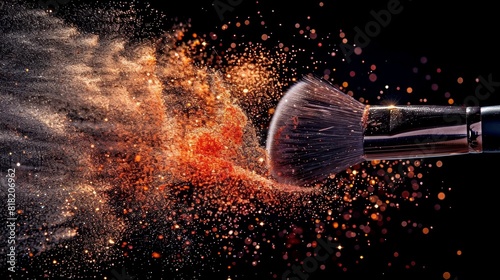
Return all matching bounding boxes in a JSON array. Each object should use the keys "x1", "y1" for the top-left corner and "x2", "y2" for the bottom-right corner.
[{"x1": 0, "y1": 1, "x2": 453, "y2": 279}]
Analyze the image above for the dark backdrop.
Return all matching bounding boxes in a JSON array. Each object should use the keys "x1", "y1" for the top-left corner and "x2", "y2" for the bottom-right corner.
[{"x1": 20, "y1": 0, "x2": 500, "y2": 279}]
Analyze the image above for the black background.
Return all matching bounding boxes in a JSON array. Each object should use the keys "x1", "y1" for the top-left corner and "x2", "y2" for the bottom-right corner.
[
  {"x1": 112, "y1": 0, "x2": 500, "y2": 279},
  {"x1": 18, "y1": 0, "x2": 500, "y2": 279},
  {"x1": 147, "y1": 2, "x2": 500, "y2": 279}
]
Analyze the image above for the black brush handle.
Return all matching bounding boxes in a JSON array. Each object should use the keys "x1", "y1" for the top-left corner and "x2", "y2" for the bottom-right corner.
[
  {"x1": 481, "y1": 105, "x2": 500, "y2": 152},
  {"x1": 363, "y1": 105, "x2": 500, "y2": 160},
  {"x1": 363, "y1": 105, "x2": 485, "y2": 160}
]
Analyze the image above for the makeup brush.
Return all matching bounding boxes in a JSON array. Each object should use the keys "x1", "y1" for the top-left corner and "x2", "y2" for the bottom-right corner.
[{"x1": 265, "y1": 76, "x2": 500, "y2": 186}]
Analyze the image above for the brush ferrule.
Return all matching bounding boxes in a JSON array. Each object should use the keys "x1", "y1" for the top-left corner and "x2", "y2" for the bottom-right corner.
[{"x1": 363, "y1": 105, "x2": 482, "y2": 160}]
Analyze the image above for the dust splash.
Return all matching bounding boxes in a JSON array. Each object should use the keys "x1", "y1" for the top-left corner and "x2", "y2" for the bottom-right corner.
[{"x1": 0, "y1": 1, "x2": 446, "y2": 279}]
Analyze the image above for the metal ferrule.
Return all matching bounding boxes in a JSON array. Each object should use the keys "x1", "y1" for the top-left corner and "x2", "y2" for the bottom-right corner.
[{"x1": 363, "y1": 105, "x2": 482, "y2": 160}]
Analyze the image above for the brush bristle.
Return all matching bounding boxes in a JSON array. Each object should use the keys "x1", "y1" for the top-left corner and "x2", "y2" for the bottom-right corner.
[{"x1": 266, "y1": 76, "x2": 367, "y2": 186}]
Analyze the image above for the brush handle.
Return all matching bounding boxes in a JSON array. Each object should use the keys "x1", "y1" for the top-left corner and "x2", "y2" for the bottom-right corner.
[
  {"x1": 363, "y1": 105, "x2": 500, "y2": 160},
  {"x1": 481, "y1": 105, "x2": 500, "y2": 152}
]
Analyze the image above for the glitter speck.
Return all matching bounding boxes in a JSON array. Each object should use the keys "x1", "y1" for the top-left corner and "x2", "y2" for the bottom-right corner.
[{"x1": 0, "y1": 1, "x2": 467, "y2": 279}]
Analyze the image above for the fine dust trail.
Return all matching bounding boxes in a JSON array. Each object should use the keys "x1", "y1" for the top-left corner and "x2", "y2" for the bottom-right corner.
[
  {"x1": 0, "y1": 1, "x2": 443, "y2": 279},
  {"x1": 0, "y1": 1, "x2": 310, "y2": 278}
]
